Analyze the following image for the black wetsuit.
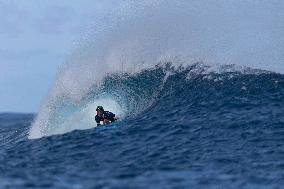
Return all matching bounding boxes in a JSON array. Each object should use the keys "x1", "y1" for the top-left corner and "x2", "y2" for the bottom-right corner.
[{"x1": 95, "y1": 111, "x2": 116, "y2": 125}]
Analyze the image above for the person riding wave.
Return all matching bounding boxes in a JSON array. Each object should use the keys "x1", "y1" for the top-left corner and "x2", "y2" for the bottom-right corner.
[{"x1": 95, "y1": 106, "x2": 117, "y2": 126}]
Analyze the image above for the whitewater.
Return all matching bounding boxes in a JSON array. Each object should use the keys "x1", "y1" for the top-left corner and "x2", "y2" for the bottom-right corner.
[{"x1": 1, "y1": 1, "x2": 284, "y2": 188}]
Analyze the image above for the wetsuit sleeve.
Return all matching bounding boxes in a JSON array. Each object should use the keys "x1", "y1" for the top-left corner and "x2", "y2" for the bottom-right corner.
[
  {"x1": 104, "y1": 111, "x2": 116, "y2": 122},
  {"x1": 95, "y1": 115, "x2": 101, "y2": 124}
]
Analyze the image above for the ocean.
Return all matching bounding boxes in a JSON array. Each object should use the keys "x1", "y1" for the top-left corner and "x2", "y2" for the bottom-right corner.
[{"x1": 1, "y1": 64, "x2": 284, "y2": 188}]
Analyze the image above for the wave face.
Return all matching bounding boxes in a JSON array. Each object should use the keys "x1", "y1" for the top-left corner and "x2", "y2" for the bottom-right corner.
[
  {"x1": 28, "y1": 62, "x2": 282, "y2": 139},
  {"x1": 2, "y1": 69, "x2": 284, "y2": 188}
]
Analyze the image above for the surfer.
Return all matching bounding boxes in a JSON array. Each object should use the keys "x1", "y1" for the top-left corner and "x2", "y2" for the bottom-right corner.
[{"x1": 95, "y1": 106, "x2": 116, "y2": 126}]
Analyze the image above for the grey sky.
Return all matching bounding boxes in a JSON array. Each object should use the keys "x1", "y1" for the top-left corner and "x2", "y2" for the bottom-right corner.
[
  {"x1": 1, "y1": 0, "x2": 283, "y2": 113},
  {"x1": 0, "y1": 0, "x2": 120, "y2": 112}
]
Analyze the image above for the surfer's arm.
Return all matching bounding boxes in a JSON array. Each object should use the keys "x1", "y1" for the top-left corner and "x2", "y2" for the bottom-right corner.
[{"x1": 95, "y1": 115, "x2": 102, "y2": 126}]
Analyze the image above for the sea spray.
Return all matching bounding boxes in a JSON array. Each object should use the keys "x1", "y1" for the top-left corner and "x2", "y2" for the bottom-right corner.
[{"x1": 29, "y1": 0, "x2": 284, "y2": 138}]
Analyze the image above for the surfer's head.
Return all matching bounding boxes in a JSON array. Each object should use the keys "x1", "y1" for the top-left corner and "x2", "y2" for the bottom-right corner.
[{"x1": 96, "y1": 106, "x2": 104, "y2": 116}]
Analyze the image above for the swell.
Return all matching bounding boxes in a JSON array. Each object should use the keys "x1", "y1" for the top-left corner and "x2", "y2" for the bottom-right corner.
[{"x1": 29, "y1": 63, "x2": 284, "y2": 139}]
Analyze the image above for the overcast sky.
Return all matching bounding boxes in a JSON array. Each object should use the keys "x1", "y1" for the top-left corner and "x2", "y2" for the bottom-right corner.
[
  {"x1": 0, "y1": 0, "x2": 121, "y2": 112},
  {"x1": 1, "y1": 0, "x2": 283, "y2": 113}
]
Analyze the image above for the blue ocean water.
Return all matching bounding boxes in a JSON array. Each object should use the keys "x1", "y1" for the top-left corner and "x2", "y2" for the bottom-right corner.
[{"x1": 1, "y1": 65, "x2": 284, "y2": 188}]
